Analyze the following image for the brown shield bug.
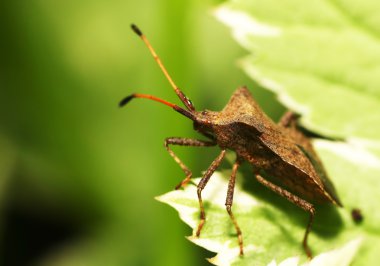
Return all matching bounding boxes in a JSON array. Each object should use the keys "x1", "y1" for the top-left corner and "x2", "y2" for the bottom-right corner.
[{"x1": 120, "y1": 24, "x2": 343, "y2": 258}]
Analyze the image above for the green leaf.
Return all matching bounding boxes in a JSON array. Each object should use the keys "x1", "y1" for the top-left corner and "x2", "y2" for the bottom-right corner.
[
  {"x1": 268, "y1": 237, "x2": 363, "y2": 266},
  {"x1": 157, "y1": 1, "x2": 380, "y2": 265},
  {"x1": 215, "y1": 0, "x2": 380, "y2": 142},
  {"x1": 157, "y1": 152, "x2": 378, "y2": 265}
]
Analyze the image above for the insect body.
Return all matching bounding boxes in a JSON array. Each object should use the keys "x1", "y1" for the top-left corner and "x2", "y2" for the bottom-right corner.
[{"x1": 121, "y1": 24, "x2": 342, "y2": 258}]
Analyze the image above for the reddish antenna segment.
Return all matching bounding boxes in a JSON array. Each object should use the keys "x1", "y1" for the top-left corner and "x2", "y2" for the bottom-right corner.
[{"x1": 119, "y1": 93, "x2": 195, "y2": 120}]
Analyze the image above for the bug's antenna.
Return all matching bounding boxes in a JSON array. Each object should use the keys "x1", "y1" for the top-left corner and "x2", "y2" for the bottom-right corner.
[
  {"x1": 119, "y1": 93, "x2": 195, "y2": 120},
  {"x1": 130, "y1": 24, "x2": 195, "y2": 112}
]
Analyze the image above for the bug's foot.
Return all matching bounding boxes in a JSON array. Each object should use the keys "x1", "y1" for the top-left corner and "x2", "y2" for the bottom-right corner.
[
  {"x1": 239, "y1": 247, "x2": 244, "y2": 256},
  {"x1": 304, "y1": 245, "x2": 312, "y2": 260},
  {"x1": 238, "y1": 235, "x2": 244, "y2": 256},
  {"x1": 195, "y1": 219, "x2": 205, "y2": 237},
  {"x1": 174, "y1": 175, "x2": 192, "y2": 190}
]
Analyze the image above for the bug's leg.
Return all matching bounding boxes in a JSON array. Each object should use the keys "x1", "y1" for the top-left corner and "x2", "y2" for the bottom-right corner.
[
  {"x1": 225, "y1": 159, "x2": 244, "y2": 255},
  {"x1": 196, "y1": 149, "x2": 227, "y2": 237},
  {"x1": 165, "y1": 137, "x2": 216, "y2": 189},
  {"x1": 278, "y1": 111, "x2": 299, "y2": 128},
  {"x1": 255, "y1": 173, "x2": 315, "y2": 259}
]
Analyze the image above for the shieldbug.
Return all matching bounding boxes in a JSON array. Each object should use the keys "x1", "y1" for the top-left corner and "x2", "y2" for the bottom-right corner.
[{"x1": 120, "y1": 24, "x2": 342, "y2": 258}]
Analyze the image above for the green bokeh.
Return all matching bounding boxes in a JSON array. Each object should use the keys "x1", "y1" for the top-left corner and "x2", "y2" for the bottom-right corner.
[{"x1": 0, "y1": 1, "x2": 283, "y2": 265}]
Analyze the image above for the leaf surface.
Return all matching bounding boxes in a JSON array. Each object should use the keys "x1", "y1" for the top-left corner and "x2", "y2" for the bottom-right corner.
[{"x1": 158, "y1": 1, "x2": 380, "y2": 265}]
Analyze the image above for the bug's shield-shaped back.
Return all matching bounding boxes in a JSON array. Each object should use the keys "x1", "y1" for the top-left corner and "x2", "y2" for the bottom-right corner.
[
  {"x1": 218, "y1": 86, "x2": 272, "y2": 133},
  {"x1": 219, "y1": 87, "x2": 342, "y2": 205}
]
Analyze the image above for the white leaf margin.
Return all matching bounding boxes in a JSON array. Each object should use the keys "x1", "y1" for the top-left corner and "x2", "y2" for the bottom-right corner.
[
  {"x1": 213, "y1": 6, "x2": 282, "y2": 38},
  {"x1": 214, "y1": 5, "x2": 380, "y2": 144},
  {"x1": 156, "y1": 173, "x2": 259, "y2": 232},
  {"x1": 214, "y1": 6, "x2": 314, "y2": 125},
  {"x1": 156, "y1": 172, "x2": 363, "y2": 266},
  {"x1": 268, "y1": 237, "x2": 363, "y2": 266},
  {"x1": 156, "y1": 173, "x2": 262, "y2": 261}
]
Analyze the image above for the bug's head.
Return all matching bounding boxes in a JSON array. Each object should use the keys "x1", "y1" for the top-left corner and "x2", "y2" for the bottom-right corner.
[{"x1": 190, "y1": 109, "x2": 219, "y2": 137}]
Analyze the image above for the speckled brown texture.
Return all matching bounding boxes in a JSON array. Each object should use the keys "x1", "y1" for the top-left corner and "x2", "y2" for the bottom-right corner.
[
  {"x1": 194, "y1": 87, "x2": 342, "y2": 206},
  {"x1": 186, "y1": 86, "x2": 342, "y2": 258}
]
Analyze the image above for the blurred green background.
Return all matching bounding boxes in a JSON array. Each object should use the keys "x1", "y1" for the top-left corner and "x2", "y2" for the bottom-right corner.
[{"x1": 0, "y1": 1, "x2": 284, "y2": 265}]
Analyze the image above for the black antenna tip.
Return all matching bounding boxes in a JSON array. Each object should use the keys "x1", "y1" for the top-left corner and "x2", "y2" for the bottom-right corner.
[
  {"x1": 119, "y1": 94, "x2": 135, "y2": 107},
  {"x1": 131, "y1": 24, "x2": 143, "y2": 36}
]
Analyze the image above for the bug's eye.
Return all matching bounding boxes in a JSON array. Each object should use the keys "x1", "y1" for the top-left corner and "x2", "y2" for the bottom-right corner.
[{"x1": 201, "y1": 110, "x2": 208, "y2": 115}]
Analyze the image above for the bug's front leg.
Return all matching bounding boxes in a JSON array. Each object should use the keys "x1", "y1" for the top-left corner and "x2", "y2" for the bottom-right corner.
[
  {"x1": 196, "y1": 149, "x2": 226, "y2": 237},
  {"x1": 255, "y1": 173, "x2": 315, "y2": 259},
  {"x1": 164, "y1": 137, "x2": 216, "y2": 189},
  {"x1": 226, "y1": 158, "x2": 244, "y2": 255}
]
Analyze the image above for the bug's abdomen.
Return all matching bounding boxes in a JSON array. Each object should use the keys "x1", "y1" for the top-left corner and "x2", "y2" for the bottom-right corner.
[
  {"x1": 262, "y1": 158, "x2": 333, "y2": 204},
  {"x1": 237, "y1": 140, "x2": 332, "y2": 203},
  {"x1": 215, "y1": 124, "x2": 334, "y2": 204}
]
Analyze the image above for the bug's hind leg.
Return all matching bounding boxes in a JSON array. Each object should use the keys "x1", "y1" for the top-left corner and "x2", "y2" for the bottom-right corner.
[
  {"x1": 255, "y1": 173, "x2": 315, "y2": 259},
  {"x1": 196, "y1": 150, "x2": 226, "y2": 237},
  {"x1": 278, "y1": 111, "x2": 300, "y2": 128},
  {"x1": 164, "y1": 137, "x2": 216, "y2": 189},
  {"x1": 225, "y1": 159, "x2": 244, "y2": 255}
]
